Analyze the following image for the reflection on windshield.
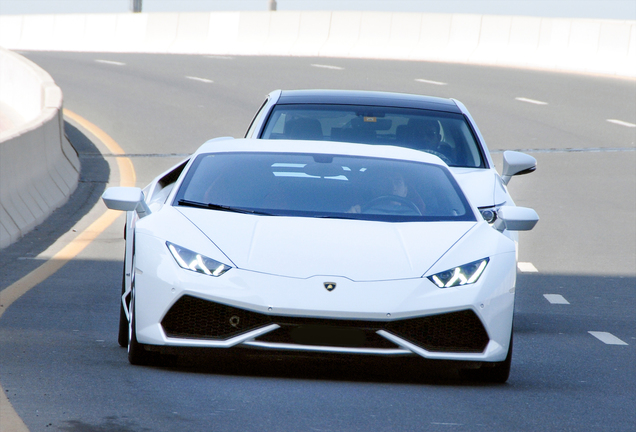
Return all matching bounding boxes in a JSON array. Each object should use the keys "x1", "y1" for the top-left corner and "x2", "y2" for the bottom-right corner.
[
  {"x1": 260, "y1": 104, "x2": 485, "y2": 168},
  {"x1": 174, "y1": 152, "x2": 476, "y2": 223}
]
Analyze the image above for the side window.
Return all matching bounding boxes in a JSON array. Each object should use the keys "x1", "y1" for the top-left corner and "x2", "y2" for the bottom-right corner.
[
  {"x1": 245, "y1": 98, "x2": 270, "y2": 138},
  {"x1": 148, "y1": 160, "x2": 188, "y2": 205},
  {"x1": 270, "y1": 113, "x2": 287, "y2": 135}
]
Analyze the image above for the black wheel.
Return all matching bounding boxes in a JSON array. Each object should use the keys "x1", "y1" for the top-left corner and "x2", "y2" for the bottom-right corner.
[
  {"x1": 461, "y1": 333, "x2": 513, "y2": 383},
  {"x1": 118, "y1": 239, "x2": 133, "y2": 347},
  {"x1": 361, "y1": 195, "x2": 421, "y2": 215},
  {"x1": 117, "y1": 265, "x2": 129, "y2": 347},
  {"x1": 127, "y1": 288, "x2": 155, "y2": 366},
  {"x1": 124, "y1": 240, "x2": 175, "y2": 367},
  {"x1": 126, "y1": 236, "x2": 154, "y2": 365}
]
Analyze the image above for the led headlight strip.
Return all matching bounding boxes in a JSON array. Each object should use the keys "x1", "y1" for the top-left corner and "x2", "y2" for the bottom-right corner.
[
  {"x1": 428, "y1": 258, "x2": 489, "y2": 288},
  {"x1": 166, "y1": 241, "x2": 231, "y2": 277}
]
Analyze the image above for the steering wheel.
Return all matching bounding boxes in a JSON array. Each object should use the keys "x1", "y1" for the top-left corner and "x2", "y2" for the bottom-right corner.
[
  {"x1": 423, "y1": 149, "x2": 452, "y2": 165},
  {"x1": 361, "y1": 195, "x2": 422, "y2": 215}
]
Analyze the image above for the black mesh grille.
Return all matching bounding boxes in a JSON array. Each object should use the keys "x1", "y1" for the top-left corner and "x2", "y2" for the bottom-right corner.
[
  {"x1": 161, "y1": 295, "x2": 272, "y2": 340},
  {"x1": 161, "y1": 295, "x2": 489, "y2": 352},
  {"x1": 384, "y1": 309, "x2": 489, "y2": 353}
]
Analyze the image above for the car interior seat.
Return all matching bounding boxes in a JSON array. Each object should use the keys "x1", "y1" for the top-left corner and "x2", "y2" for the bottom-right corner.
[{"x1": 285, "y1": 118, "x2": 324, "y2": 140}]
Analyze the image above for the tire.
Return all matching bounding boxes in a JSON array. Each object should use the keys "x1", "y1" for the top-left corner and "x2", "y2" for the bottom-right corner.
[
  {"x1": 461, "y1": 333, "x2": 513, "y2": 384},
  {"x1": 127, "y1": 288, "x2": 155, "y2": 366},
  {"x1": 126, "y1": 237, "x2": 155, "y2": 366},
  {"x1": 117, "y1": 263, "x2": 129, "y2": 347}
]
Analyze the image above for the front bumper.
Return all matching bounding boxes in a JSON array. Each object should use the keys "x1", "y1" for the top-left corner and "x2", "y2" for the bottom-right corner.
[{"x1": 133, "y1": 234, "x2": 517, "y2": 362}]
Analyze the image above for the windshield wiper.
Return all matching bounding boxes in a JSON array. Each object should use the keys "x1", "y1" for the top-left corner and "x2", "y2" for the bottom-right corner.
[
  {"x1": 177, "y1": 199, "x2": 275, "y2": 215},
  {"x1": 314, "y1": 214, "x2": 360, "y2": 220}
]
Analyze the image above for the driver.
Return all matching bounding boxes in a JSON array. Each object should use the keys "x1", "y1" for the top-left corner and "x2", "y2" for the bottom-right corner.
[
  {"x1": 400, "y1": 118, "x2": 454, "y2": 163},
  {"x1": 347, "y1": 171, "x2": 424, "y2": 214},
  {"x1": 419, "y1": 118, "x2": 442, "y2": 150}
]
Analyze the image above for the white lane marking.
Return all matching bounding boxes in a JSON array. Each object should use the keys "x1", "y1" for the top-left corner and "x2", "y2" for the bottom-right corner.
[
  {"x1": 607, "y1": 119, "x2": 636, "y2": 128},
  {"x1": 518, "y1": 262, "x2": 538, "y2": 272},
  {"x1": 515, "y1": 97, "x2": 548, "y2": 105},
  {"x1": 415, "y1": 78, "x2": 447, "y2": 86},
  {"x1": 95, "y1": 59, "x2": 125, "y2": 66},
  {"x1": 588, "y1": 331, "x2": 628, "y2": 345},
  {"x1": 206, "y1": 55, "x2": 233, "y2": 60},
  {"x1": 311, "y1": 64, "x2": 344, "y2": 70},
  {"x1": 543, "y1": 294, "x2": 570, "y2": 304},
  {"x1": 186, "y1": 76, "x2": 213, "y2": 83}
]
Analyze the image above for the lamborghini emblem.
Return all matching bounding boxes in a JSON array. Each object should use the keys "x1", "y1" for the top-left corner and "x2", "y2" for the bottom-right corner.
[{"x1": 324, "y1": 282, "x2": 336, "y2": 292}]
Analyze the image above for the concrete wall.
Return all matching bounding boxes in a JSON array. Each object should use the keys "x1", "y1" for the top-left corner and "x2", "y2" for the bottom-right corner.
[
  {"x1": 0, "y1": 11, "x2": 634, "y2": 77},
  {"x1": 0, "y1": 10, "x2": 633, "y2": 247},
  {"x1": 0, "y1": 47, "x2": 80, "y2": 249}
]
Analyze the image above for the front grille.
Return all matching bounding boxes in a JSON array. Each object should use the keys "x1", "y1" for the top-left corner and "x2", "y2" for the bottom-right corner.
[
  {"x1": 161, "y1": 295, "x2": 489, "y2": 353},
  {"x1": 161, "y1": 295, "x2": 271, "y2": 340},
  {"x1": 384, "y1": 310, "x2": 489, "y2": 352}
]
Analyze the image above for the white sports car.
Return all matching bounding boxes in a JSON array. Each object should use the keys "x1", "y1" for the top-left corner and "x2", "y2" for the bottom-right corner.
[
  {"x1": 102, "y1": 138, "x2": 538, "y2": 382},
  {"x1": 245, "y1": 90, "x2": 538, "y2": 225}
]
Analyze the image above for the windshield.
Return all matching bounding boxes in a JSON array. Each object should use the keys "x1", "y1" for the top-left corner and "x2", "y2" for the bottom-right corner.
[
  {"x1": 259, "y1": 104, "x2": 485, "y2": 168},
  {"x1": 174, "y1": 152, "x2": 476, "y2": 223}
]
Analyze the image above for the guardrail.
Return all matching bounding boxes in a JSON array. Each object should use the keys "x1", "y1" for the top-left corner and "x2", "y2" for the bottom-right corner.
[
  {"x1": 0, "y1": 47, "x2": 79, "y2": 249},
  {"x1": 0, "y1": 11, "x2": 634, "y2": 77}
]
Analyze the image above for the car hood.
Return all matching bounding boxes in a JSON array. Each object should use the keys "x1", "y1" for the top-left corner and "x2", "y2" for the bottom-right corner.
[{"x1": 178, "y1": 208, "x2": 476, "y2": 281}]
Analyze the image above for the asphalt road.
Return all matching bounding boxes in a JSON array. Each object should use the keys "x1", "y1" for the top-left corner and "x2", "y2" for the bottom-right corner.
[{"x1": 0, "y1": 52, "x2": 634, "y2": 432}]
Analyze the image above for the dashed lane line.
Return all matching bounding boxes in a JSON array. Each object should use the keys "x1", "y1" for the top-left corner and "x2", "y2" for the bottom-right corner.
[
  {"x1": 0, "y1": 109, "x2": 136, "y2": 432},
  {"x1": 491, "y1": 147, "x2": 634, "y2": 154},
  {"x1": 518, "y1": 262, "x2": 538, "y2": 272},
  {"x1": 544, "y1": 294, "x2": 570, "y2": 305},
  {"x1": 311, "y1": 64, "x2": 344, "y2": 70},
  {"x1": 607, "y1": 119, "x2": 636, "y2": 128},
  {"x1": 515, "y1": 97, "x2": 548, "y2": 105},
  {"x1": 588, "y1": 332, "x2": 629, "y2": 345},
  {"x1": 186, "y1": 76, "x2": 213, "y2": 83},
  {"x1": 95, "y1": 59, "x2": 126, "y2": 66},
  {"x1": 415, "y1": 78, "x2": 447, "y2": 86}
]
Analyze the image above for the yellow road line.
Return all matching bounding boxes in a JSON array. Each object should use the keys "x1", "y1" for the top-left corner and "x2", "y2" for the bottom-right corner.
[
  {"x1": 0, "y1": 110, "x2": 135, "y2": 432},
  {"x1": 63, "y1": 109, "x2": 136, "y2": 188}
]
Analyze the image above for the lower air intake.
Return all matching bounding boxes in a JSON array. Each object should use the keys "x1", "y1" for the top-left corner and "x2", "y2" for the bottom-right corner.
[{"x1": 161, "y1": 295, "x2": 489, "y2": 353}]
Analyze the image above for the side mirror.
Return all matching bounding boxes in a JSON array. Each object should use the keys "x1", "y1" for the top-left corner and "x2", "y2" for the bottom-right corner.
[
  {"x1": 502, "y1": 151, "x2": 536, "y2": 185},
  {"x1": 102, "y1": 187, "x2": 151, "y2": 218},
  {"x1": 494, "y1": 206, "x2": 539, "y2": 232}
]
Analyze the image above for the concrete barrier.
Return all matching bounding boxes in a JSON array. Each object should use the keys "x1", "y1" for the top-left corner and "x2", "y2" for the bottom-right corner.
[
  {"x1": 0, "y1": 10, "x2": 633, "y2": 247},
  {"x1": 290, "y1": 11, "x2": 331, "y2": 57},
  {"x1": 0, "y1": 47, "x2": 79, "y2": 249},
  {"x1": 1, "y1": 11, "x2": 633, "y2": 77}
]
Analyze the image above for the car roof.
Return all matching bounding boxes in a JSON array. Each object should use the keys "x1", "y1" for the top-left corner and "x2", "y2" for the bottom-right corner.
[
  {"x1": 198, "y1": 138, "x2": 449, "y2": 166},
  {"x1": 276, "y1": 89, "x2": 461, "y2": 113}
]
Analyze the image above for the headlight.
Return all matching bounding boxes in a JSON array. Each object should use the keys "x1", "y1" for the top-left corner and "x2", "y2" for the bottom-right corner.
[
  {"x1": 166, "y1": 242, "x2": 231, "y2": 277},
  {"x1": 427, "y1": 258, "x2": 489, "y2": 288}
]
